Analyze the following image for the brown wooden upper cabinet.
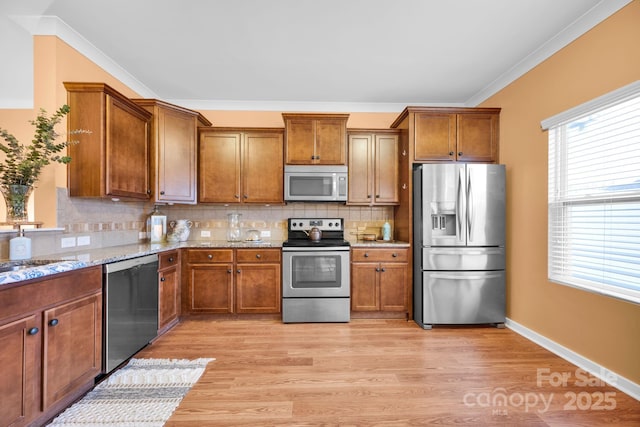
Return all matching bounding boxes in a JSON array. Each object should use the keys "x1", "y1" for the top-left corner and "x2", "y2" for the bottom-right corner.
[
  {"x1": 283, "y1": 113, "x2": 349, "y2": 165},
  {"x1": 391, "y1": 107, "x2": 500, "y2": 163},
  {"x1": 133, "y1": 99, "x2": 212, "y2": 204},
  {"x1": 348, "y1": 130, "x2": 399, "y2": 205},
  {"x1": 64, "y1": 82, "x2": 152, "y2": 200},
  {"x1": 199, "y1": 128, "x2": 284, "y2": 204}
]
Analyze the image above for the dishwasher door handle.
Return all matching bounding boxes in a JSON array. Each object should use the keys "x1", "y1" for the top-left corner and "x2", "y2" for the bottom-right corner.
[{"x1": 104, "y1": 254, "x2": 159, "y2": 273}]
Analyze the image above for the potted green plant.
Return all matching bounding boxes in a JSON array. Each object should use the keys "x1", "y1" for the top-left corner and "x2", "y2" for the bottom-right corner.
[{"x1": 0, "y1": 105, "x2": 88, "y2": 223}]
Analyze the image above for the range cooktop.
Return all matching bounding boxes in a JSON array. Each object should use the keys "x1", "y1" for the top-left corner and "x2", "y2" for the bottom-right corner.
[{"x1": 282, "y1": 218, "x2": 350, "y2": 248}]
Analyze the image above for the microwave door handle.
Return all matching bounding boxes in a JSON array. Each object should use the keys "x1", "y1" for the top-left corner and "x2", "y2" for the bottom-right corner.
[{"x1": 333, "y1": 173, "x2": 338, "y2": 199}]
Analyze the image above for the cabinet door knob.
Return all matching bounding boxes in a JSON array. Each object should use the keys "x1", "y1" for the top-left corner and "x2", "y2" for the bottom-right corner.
[
  {"x1": 367, "y1": 195, "x2": 372, "y2": 199},
  {"x1": 207, "y1": 254, "x2": 213, "y2": 260},
  {"x1": 243, "y1": 194, "x2": 248, "y2": 199},
  {"x1": 160, "y1": 191, "x2": 165, "y2": 195},
  {"x1": 234, "y1": 194, "x2": 240, "y2": 199},
  {"x1": 449, "y1": 151, "x2": 454, "y2": 156},
  {"x1": 160, "y1": 276, "x2": 166, "y2": 282},
  {"x1": 458, "y1": 152, "x2": 463, "y2": 156},
  {"x1": 49, "y1": 318, "x2": 59, "y2": 327},
  {"x1": 376, "y1": 194, "x2": 380, "y2": 198},
  {"x1": 28, "y1": 327, "x2": 39, "y2": 335},
  {"x1": 376, "y1": 267, "x2": 380, "y2": 272},
  {"x1": 227, "y1": 269, "x2": 232, "y2": 273},
  {"x1": 237, "y1": 269, "x2": 241, "y2": 274},
  {"x1": 168, "y1": 257, "x2": 174, "y2": 262},
  {"x1": 381, "y1": 267, "x2": 386, "y2": 272},
  {"x1": 256, "y1": 254, "x2": 261, "y2": 259}
]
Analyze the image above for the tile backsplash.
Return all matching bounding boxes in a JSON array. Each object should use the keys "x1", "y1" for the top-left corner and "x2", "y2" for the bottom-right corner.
[{"x1": 0, "y1": 188, "x2": 396, "y2": 258}]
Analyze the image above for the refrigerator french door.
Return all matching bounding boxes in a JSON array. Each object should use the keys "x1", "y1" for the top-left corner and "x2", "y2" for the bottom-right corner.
[{"x1": 413, "y1": 163, "x2": 506, "y2": 329}]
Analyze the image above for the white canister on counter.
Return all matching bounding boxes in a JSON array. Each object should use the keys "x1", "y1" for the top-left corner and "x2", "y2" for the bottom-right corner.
[{"x1": 10, "y1": 229, "x2": 31, "y2": 260}]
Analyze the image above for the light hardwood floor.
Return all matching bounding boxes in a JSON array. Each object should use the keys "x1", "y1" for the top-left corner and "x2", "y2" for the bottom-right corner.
[{"x1": 137, "y1": 319, "x2": 640, "y2": 426}]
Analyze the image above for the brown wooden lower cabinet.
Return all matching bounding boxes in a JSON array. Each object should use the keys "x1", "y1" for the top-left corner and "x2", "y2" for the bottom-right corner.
[
  {"x1": 351, "y1": 248, "x2": 409, "y2": 315},
  {"x1": 0, "y1": 266, "x2": 102, "y2": 427},
  {"x1": 158, "y1": 249, "x2": 180, "y2": 334},
  {"x1": 183, "y1": 248, "x2": 281, "y2": 315}
]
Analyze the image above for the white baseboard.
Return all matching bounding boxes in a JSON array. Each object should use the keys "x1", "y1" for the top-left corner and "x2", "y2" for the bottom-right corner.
[{"x1": 505, "y1": 318, "x2": 640, "y2": 401}]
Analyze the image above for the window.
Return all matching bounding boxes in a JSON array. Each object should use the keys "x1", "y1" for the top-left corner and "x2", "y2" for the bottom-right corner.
[{"x1": 542, "y1": 81, "x2": 640, "y2": 305}]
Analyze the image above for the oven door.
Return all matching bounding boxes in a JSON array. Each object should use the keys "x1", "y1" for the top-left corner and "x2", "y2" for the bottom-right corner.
[{"x1": 282, "y1": 248, "x2": 350, "y2": 298}]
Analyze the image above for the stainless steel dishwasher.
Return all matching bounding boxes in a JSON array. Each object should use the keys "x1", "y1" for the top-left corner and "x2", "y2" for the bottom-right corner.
[{"x1": 103, "y1": 254, "x2": 159, "y2": 374}]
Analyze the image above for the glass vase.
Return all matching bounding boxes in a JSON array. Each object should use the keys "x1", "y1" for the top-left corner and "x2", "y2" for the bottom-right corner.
[{"x1": 1, "y1": 184, "x2": 33, "y2": 223}]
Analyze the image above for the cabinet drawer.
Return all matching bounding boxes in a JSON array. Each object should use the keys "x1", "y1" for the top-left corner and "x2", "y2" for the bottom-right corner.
[
  {"x1": 352, "y1": 248, "x2": 408, "y2": 263},
  {"x1": 159, "y1": 250, "x2": 179, "y2": 269},
  {"x1": 187, "y1": 249, "x2": 234, "y2": 263},
  {"x1": 236, "y1": 248, "x2": 281, "y2": 263}
]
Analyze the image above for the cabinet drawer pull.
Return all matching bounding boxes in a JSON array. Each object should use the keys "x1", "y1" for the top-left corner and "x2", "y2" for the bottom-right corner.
[
  {"x1": 392, "y1": 253, "x2": 398, "y2": 258},
  {"x1": 256, "y1": 254, "x2": 261, "y2": 259},
  {"x1": 207, "y1": 254, "x2": 213, "y2": 260},
  {"x1": 49, "y1": 319, "x2": 59, "y2": 327},
  {"x1": 364, "y1": 253, "x2": 369, "y2": 258},
  {"x1": 168, "y1": 257, "x2": 174, "y2": 262},
  {"x1": 28, "y1": 327, "x2": 39, "y2": 335}
]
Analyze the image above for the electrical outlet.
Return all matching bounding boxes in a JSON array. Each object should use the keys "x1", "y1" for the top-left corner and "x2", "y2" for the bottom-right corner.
[
  {"x1": 200, "y1": 230, "x2": 211, "y2": 238},
  {"x1": 261, "y1": 230, "x2": 271, "y2": 238},
  {"x1": 61, "y1": 237, "x2": 76, "y2": 248},
  {"x1": 77, "y1": 235, "x2": 90, "y2": 246},
  {"x1": 139, "y1": 231, "x2": 147, "y2": 240}
]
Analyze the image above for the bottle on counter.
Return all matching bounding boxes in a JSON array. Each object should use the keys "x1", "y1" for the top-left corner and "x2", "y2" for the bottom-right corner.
[
  {"x1": 10, "y1": 228, "x2": 31, "y2": 260},
  {"x1": 382, "y1": 221, "x2": 391, "y2": 241}
]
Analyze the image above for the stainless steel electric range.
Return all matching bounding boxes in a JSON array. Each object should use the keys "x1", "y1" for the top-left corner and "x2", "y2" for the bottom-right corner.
[{"x1": 282, "y1": 218, "x2": 350, "y2": 323}]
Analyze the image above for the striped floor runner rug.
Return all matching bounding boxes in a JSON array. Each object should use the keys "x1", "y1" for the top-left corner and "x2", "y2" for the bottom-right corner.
[{"x1": 48, "y1": 357, "x2": 215, "y2": 427}]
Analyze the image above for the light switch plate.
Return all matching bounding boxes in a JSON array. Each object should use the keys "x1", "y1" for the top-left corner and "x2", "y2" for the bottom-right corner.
[{"x1": 61, "y1": 237, "x2": 76, "y2": 248}]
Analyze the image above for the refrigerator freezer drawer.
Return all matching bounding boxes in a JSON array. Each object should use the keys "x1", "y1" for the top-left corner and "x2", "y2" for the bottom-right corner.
[
  {"x1": 422, "y1": 247, "x2": 505, "y2": 271},
  {"x1": 421, "y1": 271, "x2": 505, "y2": 326}
]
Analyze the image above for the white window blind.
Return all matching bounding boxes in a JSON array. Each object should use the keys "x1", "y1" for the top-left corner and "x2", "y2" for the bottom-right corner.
[{"x1": 543, "y1": 81, "x2": 640, "y2": 305}]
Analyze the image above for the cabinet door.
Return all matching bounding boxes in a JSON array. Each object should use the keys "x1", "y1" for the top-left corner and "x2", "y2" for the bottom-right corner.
[
  {"x1": 188, "y1": 264, "x2": 234, "y2": 313},
  {"x1": 236, "y1": 263, "x2": 281, "y2": 313},
  {"x1": 243, "y1": 132, "x2": 284, "y2": 203},
  {"x1": 199, "y1": 132, "x2": 241, "y2": 203},
  {"x1": 285, "y1": 119, "x2": 315, "y2": 164},
  {"x1": 315, "y1": 119, "x2": 346, "y2": 164},
  {"x1": 159, "y1": 266, "x2": 179, "y2": 332},
  {"x1": 374, "y1": 134, "x2": 399, "y2": 204},
  {"x1": 456, "y1": 113, "x2": 499, "y2": 162},
  {"x1": 0, "y1": 315, "x2": 40, "y2": 427},
  {"x1": 379, "y1": 263, "x2": 408, "y2": 311},
  {"x1": 348, "y1": 134, "x2": 374, "y2": 204},
  {"x1": 106, "y1": 95, "x2": 151, "y2": 199},
  {"x1": 42, "y1": 293, "x2": 101, "y2": 411},
  {"x1": 414, "y1": 113, "x2": 456, "y2": 161},
  {"x1": 351, "y1": 263, "x2": 379, "y2": 311},
  {"x1": 156, "y1": 107, "x2": 197, "y2": 203}
]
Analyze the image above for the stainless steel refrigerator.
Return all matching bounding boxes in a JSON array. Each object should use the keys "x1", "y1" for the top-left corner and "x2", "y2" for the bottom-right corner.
[{"x1": 413, "y1": 163, "x2": 506, "y2": 329}]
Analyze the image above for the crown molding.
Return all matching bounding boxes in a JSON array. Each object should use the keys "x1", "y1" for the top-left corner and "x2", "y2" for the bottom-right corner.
[
  {"x1": 10, "y1": 15, "x2": 158, "y2": 99},
  {"x1": 465, "y1": 0, "x2": 632, "y2": 107}
]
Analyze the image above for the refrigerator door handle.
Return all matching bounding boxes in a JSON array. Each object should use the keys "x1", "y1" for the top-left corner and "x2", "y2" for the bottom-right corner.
[
  {"x1": 457, "y1": 168, "x2": 463, "y2": 239},
  {"x1": 428, "y1": 272, "x2": 504, "y2": 280},
  {"x1": 467, "y1": 169, "x2": 474, "y2": 242}
]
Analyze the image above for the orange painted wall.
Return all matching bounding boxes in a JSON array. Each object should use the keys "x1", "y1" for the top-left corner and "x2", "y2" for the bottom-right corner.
[{"x1": 480, "y1": 2, "x2": 640, "y2": 383}]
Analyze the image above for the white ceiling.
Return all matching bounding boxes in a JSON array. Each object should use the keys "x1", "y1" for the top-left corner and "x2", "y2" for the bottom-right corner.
[{"x1": 0, "y1": 0, "x2": 632, "y2": 112}]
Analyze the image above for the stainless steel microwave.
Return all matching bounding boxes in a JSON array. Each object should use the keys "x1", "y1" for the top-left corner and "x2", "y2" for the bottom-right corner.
[{"x1": 284, "y1": 165, "x2": 348, "y2": 202}]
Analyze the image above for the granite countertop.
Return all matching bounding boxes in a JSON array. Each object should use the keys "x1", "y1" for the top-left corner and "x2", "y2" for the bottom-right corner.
[
  {"x1": 0, "y1": 239, "x2": 411, "y2": 285},
  {"x1": 0, "y1": 240, "x2": 283, "y2": 286},
  {"x1": 349, "y1": 240, "x2": 410, "y2": 248}
]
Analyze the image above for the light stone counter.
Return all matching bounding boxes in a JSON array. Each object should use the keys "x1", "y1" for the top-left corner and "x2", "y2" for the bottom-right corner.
[{"x1": 0, "y1": 240, "x2": 284, "y2": 285}]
